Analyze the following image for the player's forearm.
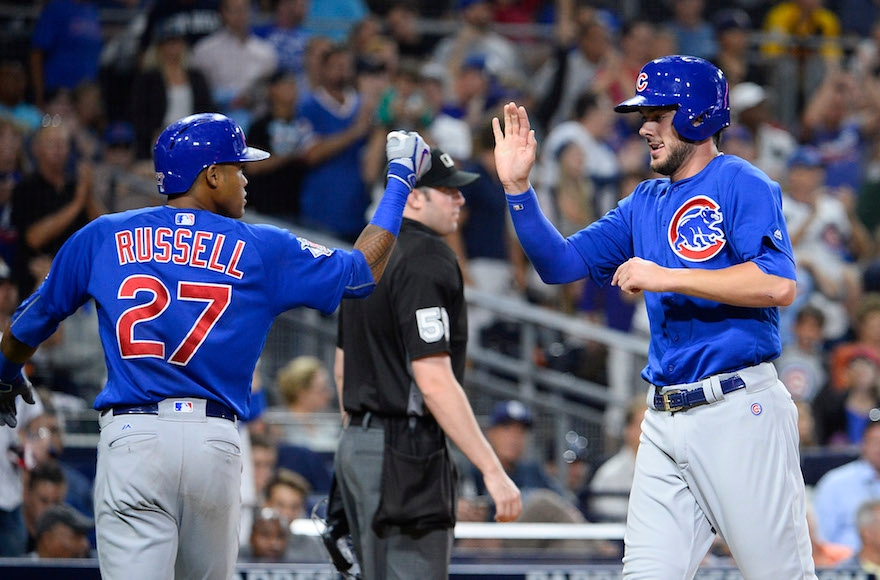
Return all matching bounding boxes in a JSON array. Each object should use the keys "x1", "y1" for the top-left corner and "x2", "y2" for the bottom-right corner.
[
  {"x1": 415, "y1": 359, "x2": 506, "y2": 478},
  {"x1": 352, "y1": 224, "x2": 395, "y2": 284},
  {"x1": 506, "y1": 187, "x2": 588, "y2": 284},
  {"x1": 665, "y1": 262, "x2": 796, "y2": 307},
  {"x1": 0, "y1": 329, "x2": 37, "y2": 366}
]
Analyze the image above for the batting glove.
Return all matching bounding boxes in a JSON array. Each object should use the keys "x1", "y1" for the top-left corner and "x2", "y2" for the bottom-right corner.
[
  {"x1": 0, "y1": 373, "x2": 35, "y2": 428},
  {"x1": 386, "y1": 131, "x2": 431, "y2": 190}
]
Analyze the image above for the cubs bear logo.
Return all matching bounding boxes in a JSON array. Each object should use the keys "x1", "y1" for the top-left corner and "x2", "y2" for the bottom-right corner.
[{"x1": 668, "y1": 195, "x2": 726, "y2": 262}]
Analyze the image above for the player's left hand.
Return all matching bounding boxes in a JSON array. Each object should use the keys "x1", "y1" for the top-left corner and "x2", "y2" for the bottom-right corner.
[
  {"x1": 612, "y1": 257, "x2": 667, "y2": 295},
  {"x1": 0, "y1": 373, "x2": 35, "y2": 428},
  {"x1": 493, "y1": 102, "x2": 537, "y2": 195}
]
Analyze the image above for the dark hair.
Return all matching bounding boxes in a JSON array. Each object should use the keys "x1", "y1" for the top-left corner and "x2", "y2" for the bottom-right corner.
[
  {"x1": 266, "y1": 467, "x2": 311, "y2": 498},
  {"x1": 573, "y1": 92, "x2": 600, "y2": 120},
  {"x1": 27, "y1": 459, "x2": 66, "y2": 489},
  {"x1": 795, "y1": 304, "x2": 826, "y2": 327}
]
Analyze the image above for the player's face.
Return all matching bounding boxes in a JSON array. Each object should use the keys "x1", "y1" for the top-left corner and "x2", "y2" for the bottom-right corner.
[
  {"x1": 213, "y1": 163, "x2": 248, "y2": 219},
  {"x1": 420, "y1": 186, "x2": 465, "y2": 236},
  {"x1": 638, "y1": 107, "x2": 696, "y2": 178}
]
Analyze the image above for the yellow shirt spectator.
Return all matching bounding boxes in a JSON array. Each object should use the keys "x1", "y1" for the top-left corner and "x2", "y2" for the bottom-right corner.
[{"x1": 762, "y1": 0, "x2": 842, "y2": 60}]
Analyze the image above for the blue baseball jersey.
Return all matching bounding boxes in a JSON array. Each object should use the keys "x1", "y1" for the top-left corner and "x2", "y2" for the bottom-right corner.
[
  {"x1": 9, "y1": 206, "x2": 368, "y2": 419},
  {"x1": 539, "y1": 155, "x2": 795, "y2": 386}
]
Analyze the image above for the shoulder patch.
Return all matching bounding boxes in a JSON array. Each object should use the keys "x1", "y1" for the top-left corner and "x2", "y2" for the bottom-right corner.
[
  {"x1": 668, "y1": 195, "x2": 726, "y2": 262},
  {"x1": 299, "y1": 238, "x2": 334, "y2": 258}
]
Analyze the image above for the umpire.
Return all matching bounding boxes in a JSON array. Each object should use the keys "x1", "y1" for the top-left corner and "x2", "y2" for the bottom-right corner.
[{"x1": 334, "y1": 149, "x2": 522, "y2": 579}]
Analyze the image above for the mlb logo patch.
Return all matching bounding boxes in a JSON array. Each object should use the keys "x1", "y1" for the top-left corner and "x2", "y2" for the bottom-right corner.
[
  {"x1": 299, "y1": 238, "x2": 334, "y2": 258},
  {"x1": 175, "y1": 213, "x2": 195, "y2": 226},
  {"x1": 174, "y1": 401, "x2": 194, "y2": 413}
]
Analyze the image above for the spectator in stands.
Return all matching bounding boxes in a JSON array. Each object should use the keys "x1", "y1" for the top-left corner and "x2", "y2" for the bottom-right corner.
[
  {"x1": 21, "y1": 460, "x2": 68, "y2": 554},
  {"x1": 841, "y1": 498, "x2": 880, "y2": 572},
  {"x1": 543, "y1": 431, "x2": 592, "y2": 518},
  {"x1": 299, "y1": 35, "x2": 333, "y2": 96},
  {"x1": 761, "y1": 0, "x2": 843, "y2": 130},
  {"x1": 447, "y1": 124, "x2": 516, "y2": 339},
  {"x1": 190, "y1": 0, "x2": 278, "y2": 131},
  {"x1": 254, "y1": 0, "x2": 311, "y2": 79},
  {"x1": 21, "y1": 398, "x2": 94, "y2": 520},
  {"x1": 303, "y1": 0, "x2": 368, "y2": 41},
  {"x1": 802, "y1": 67, "x2": 880, "y2": 194},
  {"x1": 728, "y1": 82, "x2": 798, "y2": 185},
  {"x1": 0, "y1": 117, "x2": 25, "y2": 271},
  {"x1": 781, "y1": 146, "x2": 869, "y2": 342},
  {"x1": 31, "y1": 502, "x2": 93, "y2": 559},
  {"x1": 530, "y1": 10, "x2": 615, "y2": 132},
  {"x1": 244, "y1": 70, "x2": 313, "y2": 220},
  {"x1": 829, "y1": 295, "x2": 880, "y2": 392},
  {"x1": 250, "y1": 433, "x2": 278, "y2": 502},
  {"x1": 812, "y1": 346, "x2": 880, "y2": 446},
  {"x1": 297, "y1": 43, "x2": 377, "y2": 243},
  {"x1": 0, "y1": 60, "x2": 44, "y2": 133},
  {"x1": 710, "y1": 8, "x2": 765, "y2": 88},
  {"x1": 0, "y1": 390, "x2": 44, "y2": 557},
  {"x1": 418, "y1": 63, "x2": 472, "y2": 162},
  {"x1": 262, "y1": 468, "x2": 325, "y2": 561},
  {"x1": 813, "y1": 416, "x2": 880, "y2": 552},
  {"x1": 592, "y1": 20, "x2": 658, "y2": 122},
  {"x1": 91, "y1": 121, "x2": 156, "y2": 213},
  {"x1": 264, "y1": 467, "x2": 310, "y2": 525},
  {"x1": 666, "y1": 0, "x2": 717, "y2": 61},
  {"x1": 68, "y1": 81, "x2": 106, "y2": 164},
  {"x1": 776, "y1": 304, "x2": 828, "y2": 402},
  {"x1": 383, "y1": 2, "x2": 437, "y2": 60},
  {"x1": 588, "y1": 397, "x2": 646, "y2": 523},
  {"x1": 465, "y1": 400, "x2": 566, "y2": 508},
  {"x1": 11, "y1": 122, "x2": 106, "y2": 298},
  {"x1": 274, "y1": 355, "x2": 339, "y2": 449},
  {"x1": 139, "y1": 0, "x2": 221, "y2": 56},
  {"x1": 238, "y1": 506, "x2": 289, "y2": 562},
  {"x1": 131, "y1": 19, "x2": 216, "y2": 162},
  {"x1": 539, "y1": 91, "x2": 621, "y2": 219},
  {"x1": 430, "y1": 0, "x2": 521, "y2": 89},
  {"x1": 29, "y1": 0, "x2": 103, "y2": 110}
]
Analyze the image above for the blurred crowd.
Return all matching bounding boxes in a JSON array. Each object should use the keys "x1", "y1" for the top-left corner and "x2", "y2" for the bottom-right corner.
[{"x1": 4, "y1": 0, "x2": 880, "y2": 570}]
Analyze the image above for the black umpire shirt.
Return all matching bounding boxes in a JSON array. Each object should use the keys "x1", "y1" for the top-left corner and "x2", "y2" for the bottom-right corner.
[{"x1": 337, "y1": 218, "x2": 468, "y2": 417}]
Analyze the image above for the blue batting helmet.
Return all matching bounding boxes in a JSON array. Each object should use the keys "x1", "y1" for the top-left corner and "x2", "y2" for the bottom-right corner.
[
  {"x1": 153, "y1": 113, "x2": 270, "y2": 195},
  {"x1": 614, "y1": 55, "x2": 730, "y2": 142}
]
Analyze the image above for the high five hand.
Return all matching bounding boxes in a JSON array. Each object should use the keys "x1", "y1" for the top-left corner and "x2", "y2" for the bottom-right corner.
[{"x1": 492, "y1": 102, "x2": 537, "y2": 195}]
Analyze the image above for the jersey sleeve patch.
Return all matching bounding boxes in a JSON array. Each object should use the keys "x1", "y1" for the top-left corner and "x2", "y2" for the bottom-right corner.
[
  {"x1": 298, "y1": 238, "x2": 334, "y2": 258},
  {"x1": 415, "y1": 306, "x2": 449, "y2": 344}
]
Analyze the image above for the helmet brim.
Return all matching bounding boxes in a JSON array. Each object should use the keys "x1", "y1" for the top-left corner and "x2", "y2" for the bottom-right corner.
[
  {"x1": 241, "y1": 146, "x2": 270, "y2": 162},
  {"x1": 614, "y1": 95, "x2": 679, "y2": 113}
]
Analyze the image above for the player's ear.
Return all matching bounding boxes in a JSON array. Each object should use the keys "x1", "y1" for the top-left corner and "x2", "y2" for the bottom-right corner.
[
  {"x1": 204, "y1": 164, "x2": 220, "y2": 189},
  {"x1": 406, "y1": 188, "x2": 425, "y2": 209}
]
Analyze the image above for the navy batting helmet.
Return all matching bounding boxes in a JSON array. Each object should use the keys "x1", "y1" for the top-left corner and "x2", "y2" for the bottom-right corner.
[
  {"x1": 614, "y1": 55, "x2": 730, "y2": 142},
  {"x1": 153, "y1": 113, "x2": 270, "y2": 195}
]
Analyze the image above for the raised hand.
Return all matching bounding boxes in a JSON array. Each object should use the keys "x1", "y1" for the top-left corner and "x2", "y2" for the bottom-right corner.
[
  {"x1": 386, "y1": 130, "x2": 432, "y2": 189},
  {"x1": 492, "y1": 102, "x2": 538, "y2": 195}
]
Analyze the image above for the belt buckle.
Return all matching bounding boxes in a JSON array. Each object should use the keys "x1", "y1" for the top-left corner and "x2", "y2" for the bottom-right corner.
[{"x1": 661, "y1": 389, "x2": 685, "y2": 412}]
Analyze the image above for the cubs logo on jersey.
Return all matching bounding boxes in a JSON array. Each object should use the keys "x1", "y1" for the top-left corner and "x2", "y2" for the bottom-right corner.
[{"x1": 668, "y1": 195, "x2": 726, "y2": 262}]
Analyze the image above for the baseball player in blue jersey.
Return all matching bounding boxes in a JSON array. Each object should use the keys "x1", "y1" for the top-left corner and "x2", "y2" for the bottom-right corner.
[
  {"x1": 0, "y1": 112, "x2": 432, "y2": 579},
  {"x1": 494, "y1": 56, "x2": 816, "y2": 578}
]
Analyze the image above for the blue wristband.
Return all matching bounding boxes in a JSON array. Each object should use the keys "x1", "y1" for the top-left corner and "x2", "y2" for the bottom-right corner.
[
  {"x1": 370, "y1": 165, "x2": 411, "y2": 236},
  {"x1": 0, "y1": 349, "x2": 23, "y2": 383}
]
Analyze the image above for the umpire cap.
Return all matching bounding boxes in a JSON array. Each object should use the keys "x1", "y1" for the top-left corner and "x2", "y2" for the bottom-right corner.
[
  {"x1": 415, "y1": 149, "x2": 479, "y2": 189},
  {"x1": 153, "y1": 113, "x2": 270, "y2": 195}
]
